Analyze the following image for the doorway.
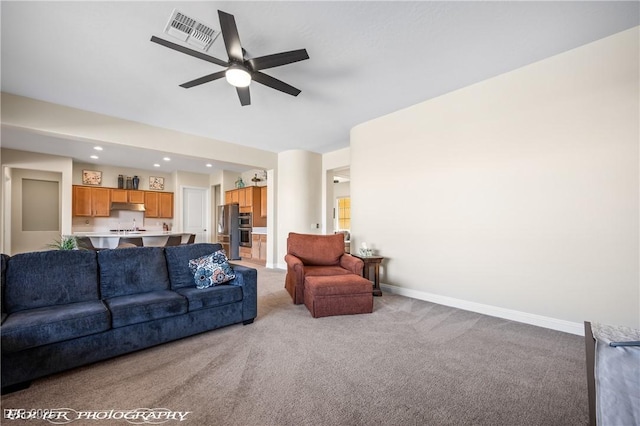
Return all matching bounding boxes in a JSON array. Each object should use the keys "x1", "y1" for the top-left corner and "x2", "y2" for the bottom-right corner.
[{"x1": 182, "y1": 186, "x2": 209, "y2": 243}]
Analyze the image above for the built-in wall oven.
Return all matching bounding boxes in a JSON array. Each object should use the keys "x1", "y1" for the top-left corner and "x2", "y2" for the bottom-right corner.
[
  {"x1": 239, "y1": 212, "x2": 252, "y2": 228},
  {"x1": 239, "y1": 212, "x2": 252, "y2": 247},
  {"x1": 239, "y1": 227, "x2": 252, "y2": 247}
]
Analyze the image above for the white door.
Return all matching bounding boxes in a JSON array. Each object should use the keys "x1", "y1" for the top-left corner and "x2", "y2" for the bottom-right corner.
[{"x1": 182, "y1": 187, "x2": 209, "y2": 243}]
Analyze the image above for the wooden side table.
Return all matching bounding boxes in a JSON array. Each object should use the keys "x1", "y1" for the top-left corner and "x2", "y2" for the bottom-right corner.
[{"x1": 353, "y1": 254, "x2": 384, "y2": 297}]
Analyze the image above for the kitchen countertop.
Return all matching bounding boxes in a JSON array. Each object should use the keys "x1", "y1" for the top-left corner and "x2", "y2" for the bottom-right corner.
[
  {"x1": 74, "y1": 231, "x2": 185, "y2": 237},
  {"x1": 73, "y1": 231, "x2": 188, "y2": 248}
]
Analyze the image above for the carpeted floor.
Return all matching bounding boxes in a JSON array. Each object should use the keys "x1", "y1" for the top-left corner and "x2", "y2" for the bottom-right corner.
[{"x1": 1, "y1": 262, "x2": 588, "y2": 425}]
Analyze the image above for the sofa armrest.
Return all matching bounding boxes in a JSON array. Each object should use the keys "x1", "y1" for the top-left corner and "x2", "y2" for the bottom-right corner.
[
  {"x1": 229, "y1": 263, "x2": 257, "y2": 322},
  {"x1": 340, "y1": 254, "x2": 364, "y2": 276}
]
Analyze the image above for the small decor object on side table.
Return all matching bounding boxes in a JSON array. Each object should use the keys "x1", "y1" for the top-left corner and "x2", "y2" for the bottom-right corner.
[{"x1": 353, "y1": 243, "x2": 384, "y2": 297}]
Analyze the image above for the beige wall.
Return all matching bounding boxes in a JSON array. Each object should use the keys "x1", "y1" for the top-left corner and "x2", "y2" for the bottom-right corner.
[
  {"x1": 1, "y1": 149, "x2": 73, "y2": 254},
  {"x1": 351, "y1": 27, "x2": 639, "y2": 331},
  {"x1": 276, "y1": 150, "x2": 322, "y2": 268}
]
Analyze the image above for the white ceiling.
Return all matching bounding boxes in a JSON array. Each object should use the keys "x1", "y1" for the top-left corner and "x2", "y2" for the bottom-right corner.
[{"x1": 1, "y1": 1, "x2": 638, "y2": 174}]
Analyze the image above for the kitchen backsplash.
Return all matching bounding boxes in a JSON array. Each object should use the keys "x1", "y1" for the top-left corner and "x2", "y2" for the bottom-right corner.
[{"x1": 72, "y1": 211, "x2": 172, "y2": 233}]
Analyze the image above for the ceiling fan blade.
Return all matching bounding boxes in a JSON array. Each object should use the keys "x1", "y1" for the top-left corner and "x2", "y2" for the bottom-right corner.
[
  {"x1": 179, "y1": 71, "x2": 227, "y2": 88},
  {"x1": 218, "y1": 10, "x2": 244, "y2": 62},
  {"x1": 236, "y1": 86, "x2": 251, "y2": 106},
  {"x1": 248, "y1": 49, "x2": 309, "y2": 71},
  {"x1": 150, "y1": 36, "x2": 228, "y2": 67},
  {"x1": 252, "y1": 72, "x2": 301, "y2": 97}
]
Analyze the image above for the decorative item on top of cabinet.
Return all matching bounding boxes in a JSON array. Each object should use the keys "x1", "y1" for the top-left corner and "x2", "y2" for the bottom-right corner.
[{"x1": 73, "y1": 185, "x2": 111, "y2": 217}]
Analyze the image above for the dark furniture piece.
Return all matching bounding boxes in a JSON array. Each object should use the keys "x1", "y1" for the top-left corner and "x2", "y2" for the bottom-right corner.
[
  {"x1": 352, "y1": 254, "x2": 384, "y2": 297},
  {"x1": 584, "y1": 321, "x2": 596, "y2": 426},
  {"x1": 164, "y1": 235, "x2": 183, "y2": 246},
  {"x1": 117, "y1": 236, "x2": 143, "y2": 247},
  {"x1": 184, "y1": 234, "x2": 196, "y2": 244},
  {"x1": 76, "y1": 236, "x2": 104, "y2": 251},
  {"x1": 284, "y1": 232, "x2": 364, "y2": 304},
  {"x1": 0, "y1": 243, "x2": 257, "y2": 393}
]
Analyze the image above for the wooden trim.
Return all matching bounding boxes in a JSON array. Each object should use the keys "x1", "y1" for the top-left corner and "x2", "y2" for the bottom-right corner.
[{"x1": 584, "y1": 321, "x2": 596, "y2": 426}]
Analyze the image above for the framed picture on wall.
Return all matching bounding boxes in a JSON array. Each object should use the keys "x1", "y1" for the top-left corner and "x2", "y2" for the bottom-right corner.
[
  {"x1": 149, "y1": 176, "x2": 164, "y2": 190},
  {"x1": 82, "y1": 170, "x2": 102, "y2": 186}
]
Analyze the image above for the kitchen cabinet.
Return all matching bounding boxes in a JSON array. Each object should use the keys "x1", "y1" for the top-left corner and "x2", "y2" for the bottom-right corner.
[
  {"x1": 260, "y1": 186, "x2": 267, "y2": 218},
  {"x1": 226, "y1": 189, "x2": 240, "y2": 205},
  {"x1": 239, "y1": 246, "x2": 252, "y2": 259},
  {"x1": 225, "y1": 187, "x2": 266, "y2": 226},
  {"x1": 112, "y1": 189, "x2": 144, "y2": 203},
  {"x1": 144, "y1": 191, "x2": 174, "y2": 218},
  {"x1": 250, "y1": 234, "x2": 267, "y2": 265},
  {"x1": 73, "y1": 185, "x2": 111, "y2": 217}
]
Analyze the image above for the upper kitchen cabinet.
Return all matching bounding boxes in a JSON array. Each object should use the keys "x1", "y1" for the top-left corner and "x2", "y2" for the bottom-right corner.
[
  {"x1": 73, "y1": 185, "x2": 111, "y2": 217},
  {"x1": 260, "y1": 186, "x2": 267, "y2": 218},
  {"x1": 225, "y1": 189, "x2": 240, "y2": 205},
  {"x1": 144, "y1": 191, "x2": 174, "y2": 218},
  {"x1": 111, "y1": 189, "x2": 145, "y2": 203},
  {"x1": 225, "y1": 187, "x2": 266, "y2": 226}
]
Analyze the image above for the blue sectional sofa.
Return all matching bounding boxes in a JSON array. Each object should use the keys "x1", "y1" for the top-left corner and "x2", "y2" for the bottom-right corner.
[{"x1": 0, "y1": 243, "x2": 257, "y2": 393}]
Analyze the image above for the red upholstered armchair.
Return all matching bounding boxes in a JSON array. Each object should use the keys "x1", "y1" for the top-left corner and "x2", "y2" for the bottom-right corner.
[{"x1": 284, "y1": 232, "x2": 364, "y2": 304}]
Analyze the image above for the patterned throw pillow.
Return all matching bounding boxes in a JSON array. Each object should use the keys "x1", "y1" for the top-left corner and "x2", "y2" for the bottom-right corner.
[{"x1": 188, "y1": 250, "x2": 236, "y2": 289}]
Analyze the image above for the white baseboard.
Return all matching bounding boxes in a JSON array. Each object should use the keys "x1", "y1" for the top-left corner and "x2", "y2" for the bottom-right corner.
[{"x1": 380, "y1": 283, "x2": 584, "y2": 336}]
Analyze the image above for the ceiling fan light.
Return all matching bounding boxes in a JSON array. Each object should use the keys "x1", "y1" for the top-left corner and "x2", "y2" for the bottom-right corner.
[{"x1": 226, "y1": 66, "x2": 251, "y2": 87}]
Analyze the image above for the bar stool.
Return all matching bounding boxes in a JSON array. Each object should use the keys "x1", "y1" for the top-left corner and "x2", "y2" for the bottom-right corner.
[
  {"x1": 164, "y1": 235, "x2": 183, "y2": 247},
  {"x1": 117, "y1": 237, "x2": 143, "y2": 247}
]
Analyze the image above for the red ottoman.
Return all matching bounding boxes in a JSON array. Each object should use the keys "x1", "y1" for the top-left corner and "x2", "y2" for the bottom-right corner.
[{"x1": 304, "y1": 274, "x2": 373, "y2": 318}]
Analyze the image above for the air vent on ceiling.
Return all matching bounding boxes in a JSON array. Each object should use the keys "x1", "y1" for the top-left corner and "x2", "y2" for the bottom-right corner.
[{"x1": 164, "y1": 9, "x2": 219, "y2": 51}]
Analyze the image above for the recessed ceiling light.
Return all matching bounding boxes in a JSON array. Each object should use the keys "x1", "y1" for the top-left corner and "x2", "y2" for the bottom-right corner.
[
  {"x1": 94, "y1": 146, "x2": 103, "y2": 151},
  {"x1": 90, "y1": 155, "x2": 99, "y2": 159},
  {"x1": 206, "y1": 163, "x2": 212, "y2": 168},
  {"x1": 154, "y1": 163, "x2": 161, "y2": 167},
  {"x1": 163, "y1": 157, "x2": 171, "y2": 161}
]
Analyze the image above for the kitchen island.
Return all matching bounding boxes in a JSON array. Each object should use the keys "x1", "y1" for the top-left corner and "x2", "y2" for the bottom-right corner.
[{"x1": 74, "y1": 232, "x2": 189, "y2": 249}]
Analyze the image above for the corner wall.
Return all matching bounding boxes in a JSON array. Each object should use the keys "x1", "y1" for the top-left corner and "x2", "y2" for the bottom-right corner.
[
  {"x1": 351, "y1": 27, "x2": 639, "y2": 331},
  {"x1": 276, "y1": 150, "x2": 322, "y2": 268}
]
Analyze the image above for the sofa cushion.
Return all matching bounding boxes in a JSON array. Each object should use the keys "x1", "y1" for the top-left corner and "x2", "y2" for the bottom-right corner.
[
  {"x1": 98, "y1": 247, "x2": 170, "y2": 299},
  {"x1": 287, "y1": 232, "x2": 345, "y2": 266},
  {"x1": 188, "y1": 250, "x2": 235, "y2": 288},
  {"x1": 5, "y1": 250, "x2": 99, "y2": 313},
  {"x1": 176, "y1": 284, "x2": 243, "y2": 312},
  {"x1": 165, "y1": 243, "x2": 224, "y2": 289},
  {"x1": 104, "y1": 290, "x2": 187, "y2": 328},
  {"x1": 1, "y1": 300, "x2": 110, "y2": 353}
]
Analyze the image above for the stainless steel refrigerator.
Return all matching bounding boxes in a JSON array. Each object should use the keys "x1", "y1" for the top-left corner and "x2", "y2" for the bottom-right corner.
[{"x1": 217, "y1": 204, "x2": 240, "y2": 260}]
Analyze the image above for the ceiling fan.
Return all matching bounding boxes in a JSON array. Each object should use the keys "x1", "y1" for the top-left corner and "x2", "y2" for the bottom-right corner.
[{"x1": 151, "y1": 10, "x2": 309, "y2": 106}]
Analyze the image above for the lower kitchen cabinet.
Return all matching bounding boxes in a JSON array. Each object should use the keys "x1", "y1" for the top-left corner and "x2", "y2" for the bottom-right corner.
[
  {"x1": 249, "y1": 234, "x2": 267, "y2": 265},
  {"x1": 239, "y1": 247, "x2": 252, "y2": 259}
]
